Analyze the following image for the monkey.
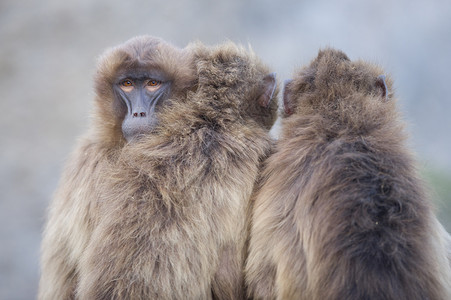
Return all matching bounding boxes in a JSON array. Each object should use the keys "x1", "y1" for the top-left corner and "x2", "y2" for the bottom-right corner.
[
  {"x1": 245, "y1": 48, "x2": 451, "y2": 300},
  {"x1": 38, "y1": 36, "x2": 278, "y2": 300}
]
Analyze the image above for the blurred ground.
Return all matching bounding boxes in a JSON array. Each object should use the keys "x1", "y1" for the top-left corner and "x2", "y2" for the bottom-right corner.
[{"x1": 1, "y1": 0, "x2": 450, "y2": 299}]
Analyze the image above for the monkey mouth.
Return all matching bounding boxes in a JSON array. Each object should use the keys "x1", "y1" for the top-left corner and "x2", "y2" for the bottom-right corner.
[{"x1": 122, "y1": 117, "x2": 156, "y2": 142}]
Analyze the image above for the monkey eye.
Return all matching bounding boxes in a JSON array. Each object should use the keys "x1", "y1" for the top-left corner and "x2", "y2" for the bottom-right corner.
[
  {"x1": 147, "y1": 80, "x2": 161, "y2": 87},
  {"x1": 146, "y1": 79, "x2": 162, "y2": 91},
  {"x1": 121, "y1": 79, "x2": 133, "y2": 86},
  {"x1": 120, "y1": 79, "x2": 134, "y2": 92}
]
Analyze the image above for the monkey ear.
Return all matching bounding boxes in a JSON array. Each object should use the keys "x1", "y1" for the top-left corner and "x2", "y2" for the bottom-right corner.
[
  {"x1": 258, "y1": 73, "x2": 277, "y2": 108},
  {"x1": 376, "y1": 75, "x2": 388, "y2": 101},
  {"x1": 283, "y1": 79, "x2": 294, "y2": 115}
]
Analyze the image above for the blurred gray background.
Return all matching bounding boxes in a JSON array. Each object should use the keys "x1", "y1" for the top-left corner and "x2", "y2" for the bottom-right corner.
[{"x1": 1, "y1": 0, "x2": 451, "y2": 298}]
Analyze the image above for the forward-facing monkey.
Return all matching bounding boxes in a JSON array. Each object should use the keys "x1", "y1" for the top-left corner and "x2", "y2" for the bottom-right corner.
[
  {"x1": 245, "y1": 48, "x2": 451, "y2": 300},
  {"x1": 39, "y1": 36, "x2": 278, "y2": 299}
]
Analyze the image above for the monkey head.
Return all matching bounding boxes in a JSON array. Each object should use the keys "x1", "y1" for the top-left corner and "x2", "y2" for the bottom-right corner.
[
  {"x1": 182, "y1": 42, "x2": 279, "y2": 131},
  {"x1": 282, "y1": 48, "x2": 394, "y2": 132},
  {"x1": 93, "y1": 36, "x2": 196, "y2": 143}
]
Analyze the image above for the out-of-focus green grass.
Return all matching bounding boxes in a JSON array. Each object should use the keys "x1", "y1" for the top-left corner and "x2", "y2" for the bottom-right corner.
[{"x1": 422, "y1": 168, "x2": 451, "y2": 232}]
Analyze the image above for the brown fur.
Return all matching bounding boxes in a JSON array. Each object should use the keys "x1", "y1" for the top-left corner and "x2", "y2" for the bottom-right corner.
[
  {"x1": 245, "y1": 48, "x2": 451, "y2": 300},
  {"x1": 39, "y1": 36, "x2": 278, "y2": 299}
]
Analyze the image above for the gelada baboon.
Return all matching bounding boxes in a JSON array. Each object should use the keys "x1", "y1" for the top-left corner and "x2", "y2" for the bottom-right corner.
[
  {"x1": 245, "y1": 48, "x2": 451, "y2": 300},
  {"x1": 39, "y1": 36, "x2": 278, "y2": 299}
]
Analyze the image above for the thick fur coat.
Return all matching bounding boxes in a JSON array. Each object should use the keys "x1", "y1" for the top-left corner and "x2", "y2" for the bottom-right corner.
[
  {"x1": 39, "y1": 36, "x2": 278, "y2": 299},
  {"x1": 245, "y1": 49, "x2": 451, "y2": 300}
]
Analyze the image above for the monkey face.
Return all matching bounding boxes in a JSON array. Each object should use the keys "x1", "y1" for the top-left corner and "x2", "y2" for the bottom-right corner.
[{"x1": 113, "y1": 70, "x2": 172, "y2": 142}]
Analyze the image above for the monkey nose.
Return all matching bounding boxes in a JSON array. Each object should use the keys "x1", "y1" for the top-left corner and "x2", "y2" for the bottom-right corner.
[{"x1": 132, "y1": 111, "x2": 147, "y2": 118}]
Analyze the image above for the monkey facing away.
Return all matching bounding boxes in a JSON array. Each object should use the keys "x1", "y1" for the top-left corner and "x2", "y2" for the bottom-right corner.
[
  {"x1": 245, "y1": 48, "x2": 451, "y2": 300},
  {"x1": 39, "y1": 36, "x2": 278, "y2": 299}
]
